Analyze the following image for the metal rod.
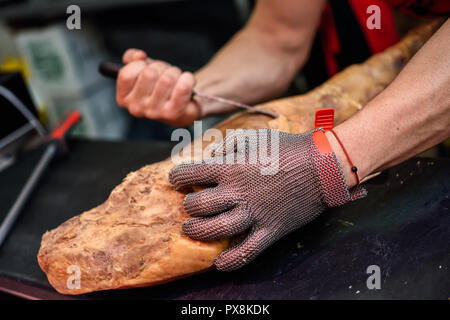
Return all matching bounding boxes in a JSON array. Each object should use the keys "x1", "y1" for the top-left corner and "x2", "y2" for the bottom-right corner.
[
  {"x1": 192, "y1": 90, "x2": 278, "y2": 118},
  {"x1": 0, "y1": 143, "x2": 56, "y2": 248}
]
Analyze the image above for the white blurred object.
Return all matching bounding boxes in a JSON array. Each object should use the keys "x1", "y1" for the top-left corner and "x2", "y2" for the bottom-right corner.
[
  {"x1": 0, "y1": 21, "x2": 19, "y2": 62},
  {"x1": 15, "y1": 24, "x2": 129, "y2": 139}
]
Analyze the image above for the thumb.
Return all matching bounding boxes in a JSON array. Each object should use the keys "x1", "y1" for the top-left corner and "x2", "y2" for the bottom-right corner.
[
  {"x1": 214, "y1": 228, "x2": 274, "y2": 271},
  {"x1": 185, "y1": 101, "x2": 201, "y2": 121},
  {"x1": 123, "y1": 49, "x2": 147, "y2": 64}
]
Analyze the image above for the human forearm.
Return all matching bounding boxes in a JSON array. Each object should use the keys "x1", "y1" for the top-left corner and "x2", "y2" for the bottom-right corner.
[
  {"x1": 194, "y1": 28, "x2": 306, "y2": 116},
  {"x1": 195, "y1": 0, "x2": 325, "y2": 117},
  {"x1": 326, "y1": 19, "x2": 450, "y2": 188}
]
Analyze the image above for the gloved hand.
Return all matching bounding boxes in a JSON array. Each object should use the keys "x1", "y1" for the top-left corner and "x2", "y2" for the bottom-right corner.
[{"x1": 169, "y1": 128, "x2": 366, "y2": 271}]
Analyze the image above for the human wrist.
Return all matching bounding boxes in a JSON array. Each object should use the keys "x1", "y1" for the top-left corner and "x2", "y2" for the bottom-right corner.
[
  {"x1": 310, "y1": 130, "x2": 366, "y2": 207},
  {"x1": 194, "y1": 97, "x2": 233, "y2": 118},
  {"x1": 325, "y1": 130, "x2": 359, "y2": 188},
  {"x1": 193, "y1": 73, "x2": 240, "y2": 118}
]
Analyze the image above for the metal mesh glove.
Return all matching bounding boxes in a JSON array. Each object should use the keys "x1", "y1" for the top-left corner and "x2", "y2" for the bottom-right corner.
[{"x1": 169, "y1": 129, "x2": 366, "y2": 271}]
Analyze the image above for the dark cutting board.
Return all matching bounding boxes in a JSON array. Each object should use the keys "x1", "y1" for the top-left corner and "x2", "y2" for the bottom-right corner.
[{"x1": 0, "y1": 139, "x2": 448, "y2": 299}]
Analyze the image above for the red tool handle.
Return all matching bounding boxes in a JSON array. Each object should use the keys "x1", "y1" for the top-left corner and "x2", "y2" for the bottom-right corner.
[
  {"x1": 314, "y1": 108, "x2": 335, "y2": 131},
  {"x1": 50, "y1": 110, "x2": 82, "y2": 141}
]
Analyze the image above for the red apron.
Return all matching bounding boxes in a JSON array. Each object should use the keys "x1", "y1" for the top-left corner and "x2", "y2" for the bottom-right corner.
[{"x1": 320, "y1": 0, "x2": 449, "y2": 76}]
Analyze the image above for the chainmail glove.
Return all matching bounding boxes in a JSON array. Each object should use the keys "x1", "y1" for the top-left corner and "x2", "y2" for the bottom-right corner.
[{"x1": 169, "y1": 128, "x2": 366, "y2": 271}]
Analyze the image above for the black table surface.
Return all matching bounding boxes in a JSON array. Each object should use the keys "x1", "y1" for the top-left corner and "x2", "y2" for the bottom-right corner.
[{"x1": 0, "y1": 139, "x2": 448, "y2": 300}]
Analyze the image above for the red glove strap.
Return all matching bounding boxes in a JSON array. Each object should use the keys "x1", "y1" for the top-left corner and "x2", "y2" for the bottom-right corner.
[{"x1": 312, "y1": 130, "x2": 366, "y2": 207}]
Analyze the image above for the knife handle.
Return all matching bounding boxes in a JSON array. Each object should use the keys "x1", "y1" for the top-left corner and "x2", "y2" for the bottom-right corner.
[{"x1": 99, "y1": 62, "x2": 121, "y2": 79}]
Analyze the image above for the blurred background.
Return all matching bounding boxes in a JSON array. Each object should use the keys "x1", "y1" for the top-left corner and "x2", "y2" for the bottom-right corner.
[{"x1": 0, "y1": 0, "x2": 250, "y2": 143}]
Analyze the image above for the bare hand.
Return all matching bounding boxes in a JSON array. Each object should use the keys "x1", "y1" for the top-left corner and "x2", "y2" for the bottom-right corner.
[{"x1": 116, "y1": 49, "x2": 200, "y2": 127}]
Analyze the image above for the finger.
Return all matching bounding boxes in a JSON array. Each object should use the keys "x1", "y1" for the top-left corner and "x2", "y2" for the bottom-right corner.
[
  {"x1": 214, "y1": 228, "x2": 273, "y2": 271},
  {"x1": 147, "y1": 60, "x2": 171, "y2": 76},
  {"x1": 182, "y1": 101, "x2": 201, "y2": 125},
  {"x1": 148, "y1": 67, "x2": 182, "y2": 114},
  {"x1": 182, "y1": 207, "x2": 252, "y2": 241},
  {"x1": 116, "y1": 60, "x2": 147, "y2": 106},
  {"x1": 184, "y1": 186, "x2": 236, "y2": 217},
  {"x1": 162, "y1": 72, "x2": 195, "y2": 120},
  {"x1": 169, "y1": 161, "x2": 223, "y2": 190},
  {"x1": 123, "y1": 49, "x2": 147, "y2": 64},
  {"x1": 130, "y1": 65, "x2": 159, "y2": 101}
]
